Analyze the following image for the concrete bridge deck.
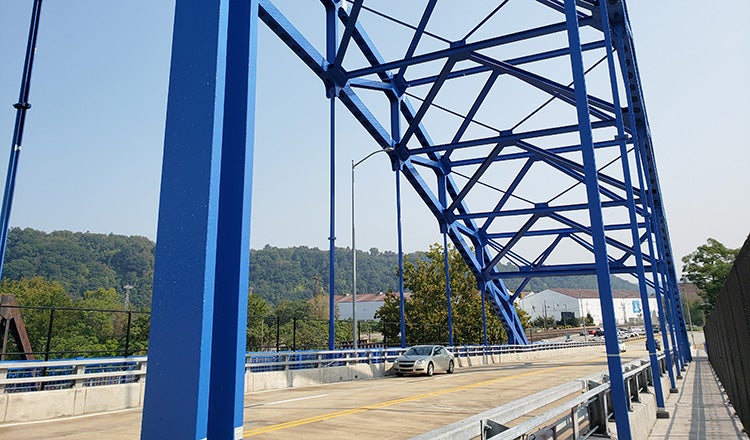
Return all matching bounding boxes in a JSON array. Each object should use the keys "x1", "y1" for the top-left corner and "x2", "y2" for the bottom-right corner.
[{"x1": 0, "y1": 336, "x2": 746, "y2": 439}]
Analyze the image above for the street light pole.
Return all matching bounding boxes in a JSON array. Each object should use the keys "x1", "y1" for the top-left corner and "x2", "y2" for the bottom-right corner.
[{"x1": 352, "y1": 147, "x2": 393, "y2": 352}]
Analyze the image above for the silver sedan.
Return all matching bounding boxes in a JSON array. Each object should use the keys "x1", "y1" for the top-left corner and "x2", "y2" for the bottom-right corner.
[{"x1": 392, "y1": 345, "x2": 455, "y2": 377}]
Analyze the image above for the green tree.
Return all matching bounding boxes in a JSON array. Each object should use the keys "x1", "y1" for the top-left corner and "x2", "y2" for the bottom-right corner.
[
  {"x1": 684, "y1": 299, "x2": 705, "y2": 328},
  {"x1": 379, "y1": 243, "x2": 526, "y2": 346},
  {"x1": 0, "y1": 277, "x2": 73, "y2": 355},
  {"x1": 681, "y1": 238, "x2": 739, "y2": 312},
  {"x1": 247, "y1": 293, "x2": 272, "y2": 350}
]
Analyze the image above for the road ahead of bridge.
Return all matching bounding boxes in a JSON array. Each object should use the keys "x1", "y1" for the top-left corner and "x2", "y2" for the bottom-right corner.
[{"x1": 3, "y1": 332, "x2": 743, "y2": 439}]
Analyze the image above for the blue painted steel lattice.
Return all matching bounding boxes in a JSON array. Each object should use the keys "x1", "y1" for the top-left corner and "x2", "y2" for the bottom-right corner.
[
  {"x1": 259, "y1": 0, "x2": 688, "y2": 352},
  {"x1": 255, "y1": 1, "x2": 690, "y2": 437}
]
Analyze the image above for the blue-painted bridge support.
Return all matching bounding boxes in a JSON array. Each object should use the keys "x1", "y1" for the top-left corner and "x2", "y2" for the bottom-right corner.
[{"x1": 136, "y1": 1, "x2": 690, "y2": 440}]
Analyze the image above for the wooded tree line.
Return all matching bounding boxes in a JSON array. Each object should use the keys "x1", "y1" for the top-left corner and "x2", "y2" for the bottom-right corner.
[
  {"x1": 3, "y1": 227, "x2": 640, "y2": 309},
  {"x1": 6, "y1": 227, "x2": 683, "y2": 356},
  {"x1": 1, "y1": 277, "x2": 149, "y2": 358}
]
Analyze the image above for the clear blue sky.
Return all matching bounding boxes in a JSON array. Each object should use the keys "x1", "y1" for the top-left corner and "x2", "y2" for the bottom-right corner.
[{"x1": 0, "y1": 1, "x2": 748, "y2": 273}]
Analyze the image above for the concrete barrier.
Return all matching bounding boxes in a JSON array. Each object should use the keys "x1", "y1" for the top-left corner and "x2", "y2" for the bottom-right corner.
[
  {"x1": 0, "y1": 382, "x2": 145, "y2": 424},
  {"x1": 607, "y1": 373, "x2": 671, "y2": 440},
  {"x1": 0, "y1": 344, "x2": 607, "y2": 424}
]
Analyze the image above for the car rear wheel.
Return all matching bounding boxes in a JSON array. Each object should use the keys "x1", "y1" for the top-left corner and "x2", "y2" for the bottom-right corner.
[
  {"x1": 426, "y1": 362, "x2": 434, "y2": 377},
  {"x1": 447, "y1": 360, "x2": 454, "y2": 374}
]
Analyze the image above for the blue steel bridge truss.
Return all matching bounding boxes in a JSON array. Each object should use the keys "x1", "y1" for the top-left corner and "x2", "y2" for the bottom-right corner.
[
  {"x1": 257, "y1": 0, "x2": 689, "y2": 357},
  {"x1": 122, "y1": 0, "x2": 692, "y2": 439}
]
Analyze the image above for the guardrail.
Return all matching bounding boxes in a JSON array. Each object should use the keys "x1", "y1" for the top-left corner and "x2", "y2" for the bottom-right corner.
[
  {"x1": 0, "y1": 357, "x2": 147, "y2": 394},
  {"x1": 414, "y1": 353, "x2": 668, "y2": 439}
]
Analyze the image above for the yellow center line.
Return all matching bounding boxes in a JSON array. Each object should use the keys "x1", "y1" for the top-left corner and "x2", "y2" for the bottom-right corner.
[{"x1": 243, "y1": 358, "x2": 600, "y2": 437}]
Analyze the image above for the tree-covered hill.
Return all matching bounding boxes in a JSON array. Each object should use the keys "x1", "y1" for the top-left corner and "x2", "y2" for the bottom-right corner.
[
  {"x1": 4, "y1": 228, "x2": 155, "y2": 308},
  {"x1": 1, "y1": 228, "x2": 638, "y2": 307}
]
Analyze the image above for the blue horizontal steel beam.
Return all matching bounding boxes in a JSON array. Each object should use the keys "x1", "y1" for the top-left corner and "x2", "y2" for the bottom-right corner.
[
  {"x1": 491, "y1": 264, "x2": 651, "y2": 279},
  {"x1": 486, "y1": 222, "x2": 646, "y2": 239},
  {"x1": 405, "y1": 119, "x2": 615, "y2": 155},
  {"x1": 407, "y1": 40, "x2": 606, "y2": 88},
  {"x1": 450, "y1": 137, "x2": 629, "y2": 167},
  {"x1": 346, "y1": 18, "x2": 592, "y2": 79},
  {"x1": 454, "y1": 199, "x2": 629, "y2": 221}
]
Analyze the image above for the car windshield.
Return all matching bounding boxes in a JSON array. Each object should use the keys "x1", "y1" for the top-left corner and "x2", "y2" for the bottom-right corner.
[{"x1": 405, "y1": 346, "x2": 433, "y2": 356}]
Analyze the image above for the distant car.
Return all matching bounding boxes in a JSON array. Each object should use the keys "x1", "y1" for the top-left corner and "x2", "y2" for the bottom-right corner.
[{"x1": 393, "y1": 345, "x2": 455, "y2": 377}]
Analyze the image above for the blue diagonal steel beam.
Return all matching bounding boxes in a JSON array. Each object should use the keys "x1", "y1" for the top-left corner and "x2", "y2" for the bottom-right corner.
[
  {"x1": 333, "y1": 0, "x2": 363, "y2": 68},
  {"x1": 445, "y1": 71, "x2": 500, "y2": 161},
  {"x1": 258, "y1": 0, "x2": 326, "y2": 79},
  {"x1": 514, "y1": 140, "x2": 630, "y2": 202},
  {"x1": 469, "y1": 53, "x2": 616, "y2": 121},
  {"x1": 511, "y1": 234, "x2": 566, "y2": 300},
  {"x1": 549, "y1": 212, "x2": 643, "y2": 258},
  {"x1": 395, "y1": 0, "x2": 438, "y2": 80},
  {"x1": 486, "y1": 215, "x2": 540, "y2": 272},
  {"x1": 445, "y1": 142, "x2": 507, "y2": 214},
  {"x1": 399, "y1": 57, "x2": 458, "y2": 148},
  {"x1": 480, "y1": 158, "x2": 535, "y2": 233}
]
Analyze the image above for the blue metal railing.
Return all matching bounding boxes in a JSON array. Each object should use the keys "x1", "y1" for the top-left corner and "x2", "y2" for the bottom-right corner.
[{"x1": 2, "y1": 341, "x2": 605, "y2": 395}]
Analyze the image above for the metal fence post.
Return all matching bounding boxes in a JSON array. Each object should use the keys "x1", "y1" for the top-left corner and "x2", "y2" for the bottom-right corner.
[
  {"x1": 124, "y1": 310, "x2": 132, "y2": 358},
  {"x1": 275, "y1": 316, "x2": 280, "y2": 352},
  {"x1": 44, "y1": 307, "x2": 55, "y2": 362},
  {"x1": 292, "y1": 317, "x2": 297, "y2": 352}
]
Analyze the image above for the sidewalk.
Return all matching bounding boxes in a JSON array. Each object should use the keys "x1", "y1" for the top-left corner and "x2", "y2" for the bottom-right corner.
[{"x1": 649, "y1": 349, "x2": 748, "y2": 439}]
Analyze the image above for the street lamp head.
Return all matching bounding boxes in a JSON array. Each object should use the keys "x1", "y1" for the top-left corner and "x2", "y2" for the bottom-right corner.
[{"x1": 353, "y1": 147, "x2": 395, "y2": 169}]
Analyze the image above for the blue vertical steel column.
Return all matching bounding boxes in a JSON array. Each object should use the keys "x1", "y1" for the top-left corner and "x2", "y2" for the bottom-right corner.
[
  {"x1": 564, "y1": 1, "x2": 630, "y2": 438},
  {"x1": 395, "y1": 167, "x2": 406, "y2": 347},
  {"x1": 481, "y1": 294, "x2": 488, "y2": 346},
  {"x1": 141, "y1": 0, "x2": 255, "y2": 438},
  {"x1": 664, "y1": 276, "x2": 685, "y2": 373},
  {"x1": 0, "y1": 0, "x2": 44, "y2": 278},
  {"x1": 612, "y1": 29, "x2": 678, "y2": 390},
  {"x1": 666, "y1": 276, "x2": 689, "y2": 365},
  {"x1": 207, "y1": 0, "x2": 258, "y2": 438},
  {"x1": 390, "y1": 95, "x2": 406, "y2": 348},
  {"x1": 599, "y1": 0, "x2": 666, "y2": 414},
  {"x1": 325, "y1": 2, "x2": 338, "y2": 350},
  {"x1": 443, "y1": 232, "x2": 454, "y2": 346}
]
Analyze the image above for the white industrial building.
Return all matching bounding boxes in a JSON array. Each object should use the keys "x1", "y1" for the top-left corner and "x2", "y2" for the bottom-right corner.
[
  {"x1": 517, "y1": 288, "x2": 659, "y2": 327},
  {"x1": 334, "y1": 292, "x2": 411, "y2": 321}
]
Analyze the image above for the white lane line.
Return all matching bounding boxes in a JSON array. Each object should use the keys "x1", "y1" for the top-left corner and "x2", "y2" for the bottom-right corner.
[{"x1": 249, "y1": 394, "x2": 329, "y2": 408}]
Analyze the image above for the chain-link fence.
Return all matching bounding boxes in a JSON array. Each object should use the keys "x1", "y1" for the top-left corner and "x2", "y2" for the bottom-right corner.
[{"x1": 704, "y1": 234, "x2": 750, "y2": 433}]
